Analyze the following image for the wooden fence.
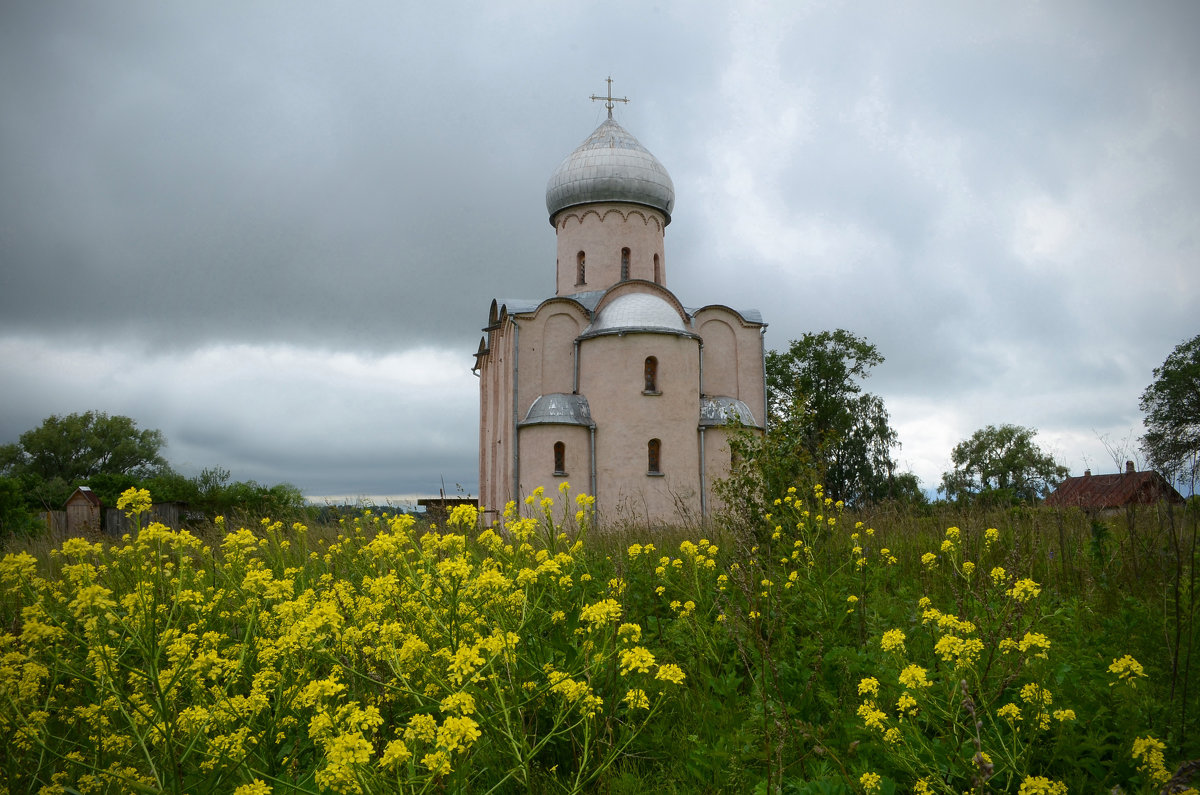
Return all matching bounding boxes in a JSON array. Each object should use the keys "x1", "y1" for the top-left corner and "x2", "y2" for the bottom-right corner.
[{"x1": 38, "y1": 503, "x2": 186, "y2": 537}]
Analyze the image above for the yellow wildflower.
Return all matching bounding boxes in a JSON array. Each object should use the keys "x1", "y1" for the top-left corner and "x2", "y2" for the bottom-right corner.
[
  {"x1": 880, "y1": 629, "x2": 906, "y2": 654},
  {"x1": 997, "y1": 703, "x2": 1022, "y2": 722},
  {"x1": 655, "y1": 663, "x2": 686, "y2": 685},
  {"x1": 618, "y1": 646, "x2": 656, "y2": 676},
  {"x1": 1020, "y1": 683, "x2": 1052, "y2": 706},
  {"x1": 857, "y1": 701, "x2": 888, "y2": 731},
  {"x1": 623, "y1": 689, "x2": 650, "y2": 710},
  {"x1": 1017, "y1": 775, "x2": 1068, "y2": 794},
  {"x1": 1008, "y1": 578, "x2": 1041, "y2": 602},
  {"x1": 1108, "y1": 655, "x2": 1147, "y2": 687},
  {"x1": 381, "y1": 739, "x2": 412, "y2": 769},
  {"x1": 899, "y1": 664, "x2": 931, "y2": 689},
  {"x1": 1018, "y1": 632, "x2": 1052, "y2": 658},
  {"x1": 1132, "y1": 735, "x2": 1171, "y2": 785},
  {"x1": 233, "y1": 781, "x2": 272, "y2": 795},
  {"x1": 579, "y1": 598, "x2": 622, "y2": 630},
  {"x1": 117, "y1": 487, "x2": 152, "y2": 516}
]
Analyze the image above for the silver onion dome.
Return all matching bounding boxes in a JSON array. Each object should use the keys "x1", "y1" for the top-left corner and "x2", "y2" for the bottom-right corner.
[{"x1": 545, "y1": 118, "x2": 675, "y2": 224}]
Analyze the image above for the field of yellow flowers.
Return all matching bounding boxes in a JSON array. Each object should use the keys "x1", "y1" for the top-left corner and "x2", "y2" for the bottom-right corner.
[{"x1": 1, "y1": 484, "x2": 1196, "y2": 794}]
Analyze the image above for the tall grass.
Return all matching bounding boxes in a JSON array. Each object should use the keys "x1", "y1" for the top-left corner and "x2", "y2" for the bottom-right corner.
[{"x1": 1, "y1": 486, "x2": 1196, "y2": 794}]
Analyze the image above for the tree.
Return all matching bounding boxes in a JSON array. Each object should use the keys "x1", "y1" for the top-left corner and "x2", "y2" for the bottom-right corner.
[
  {"x1": 0, "y1": 412, "x2": 168, "y2": 508},
  {"x1": 762, "y1": 330, "x2": 907, "y2": 506},
  {"x1": 1140, "y1": 333, "x2": 1200, "y2": 488},
  {"x1": 940, "y1": 424, "x2": 1069, "y2": 505}
]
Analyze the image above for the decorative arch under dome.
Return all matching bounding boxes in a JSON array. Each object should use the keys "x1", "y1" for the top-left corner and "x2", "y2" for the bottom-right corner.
[{"x1": 545, "y1": 118, "x2": 675, "y2": 224}]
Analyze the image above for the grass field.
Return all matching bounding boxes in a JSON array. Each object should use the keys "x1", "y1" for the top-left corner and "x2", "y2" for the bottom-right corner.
[{"x1": 1, "y1": 485, "x2": 1196, "y2": 794}]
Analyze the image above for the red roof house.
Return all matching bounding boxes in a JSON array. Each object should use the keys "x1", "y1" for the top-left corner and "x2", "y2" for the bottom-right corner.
[{"x1": 1045, "y1": 461, "x2": 1184, "y2": 510}]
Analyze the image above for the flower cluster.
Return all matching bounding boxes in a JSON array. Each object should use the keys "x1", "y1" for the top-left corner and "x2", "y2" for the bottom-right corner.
[{"x1": 0, "y1": 488, "x2": 686, "y2": 794}]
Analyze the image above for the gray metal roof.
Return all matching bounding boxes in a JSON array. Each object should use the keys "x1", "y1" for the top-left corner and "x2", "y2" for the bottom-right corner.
[
  {"x1": 685, "y1": 305, "x2": 765, "y2": 325},
  {"x1": 699, "y1": 396, "x2": 761, "y2": 428},
  {"x1": 520, "y1": 393, "x2": 595, "y2": 427},
  {"x1": 585, "y1": 292, "x2": 690, "y2": 335},
  {"x1": 494, "y1": 293, "x2": 763, "y2": 330},
  {"x1": 546, "y1": 118, "x2": 675, "y2": 223}
]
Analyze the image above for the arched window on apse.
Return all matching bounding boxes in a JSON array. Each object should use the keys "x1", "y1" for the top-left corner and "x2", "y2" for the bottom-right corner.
[
  {"x1": 653, "y1": 253, "x2": 661, "y2": 284},
  {"x1": 576, "y1": 252, "x2": 586, "y2": 285},
  {"x1": 621, "y1": 248, "x2": 630, "y2": 280},
  {"x1": 554, "y1": 441, "x2": 566, "y2": 475},
  {"x1": 644, "y1": 356, "x2": 658, "y2": 393},
  {"x1": 647, "y1": 438, "x2": 662, "y2": 474}
]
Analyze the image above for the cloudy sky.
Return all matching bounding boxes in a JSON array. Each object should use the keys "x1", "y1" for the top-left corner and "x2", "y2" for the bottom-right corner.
[{"x1": 1, "y1": 1, "x2": 1196, "y2": 501}]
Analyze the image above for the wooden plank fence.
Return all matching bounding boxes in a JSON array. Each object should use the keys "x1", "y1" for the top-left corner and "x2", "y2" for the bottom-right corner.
[
  {"x1": 39, "y1": 503, "x2": 186, "y2": 537},
  {"x1": 105, "y1": 503, "x2": 184, "y2": 536}
]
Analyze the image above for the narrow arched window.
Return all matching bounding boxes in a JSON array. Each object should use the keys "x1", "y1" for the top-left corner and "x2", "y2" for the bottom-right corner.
[
  {"x1": 644, "y1": 356, "x2": 658, "y2": 393},
  {"x1": 554, "y1": 441, "x2": 566, "y2": 474},
  {"x1": 647, "y1": 438, "x2": 662, "y2": 474},
  {"x1": 576, "y1": 252, "x2": 586, "y2": 285},
  {"x1": 653, "y1": 253, "x2": 661, "y2": 284},
  {"x1": 621, "y1": 247, "x2": 630, "y2": 280}
]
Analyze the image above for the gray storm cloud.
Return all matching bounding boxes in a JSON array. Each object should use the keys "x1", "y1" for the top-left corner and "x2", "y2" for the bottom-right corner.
[{"x1": 1, "y1": 1, "x2": 1197, "y2": 496}]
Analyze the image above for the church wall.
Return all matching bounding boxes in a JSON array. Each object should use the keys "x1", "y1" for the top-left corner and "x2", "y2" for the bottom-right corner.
[
  {"x1": 701, "y1": 427, "x2": 739, "y2": 515},
  {"x1": 554, "y1": 204, "x2": 667, "y2": 293},
  {"x1": 737, "y1": 324, "x2": 767, "y2": 427},
  {"x1": 515, "y1": 305, "x2": 585, "y2": 397},
  {"x1": 540, "y1": 312, "x2": 581, "y2": 394},
  {"x1": 694, "y1": 308, "x2": 768, "y2": 427},
  {"x1": 697, "y1": 317, "x2": 738, "y2": 398},
  {"x1": 479, "y1": 319, "x2": 517, "y2": 521},
  {"x1": 578, "y1": 332, "x2": 701, "y2": 523},
  {"x1": 517, "y1": 424, "x2": 591, "y2": 501}
]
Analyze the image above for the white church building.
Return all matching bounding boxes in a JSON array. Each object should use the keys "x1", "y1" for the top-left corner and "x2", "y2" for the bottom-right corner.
[{"x1": 474, "y1": 96, "x2": 766, "y2": 525}]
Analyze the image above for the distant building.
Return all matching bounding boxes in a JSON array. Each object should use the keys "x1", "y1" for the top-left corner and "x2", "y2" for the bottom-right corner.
[
  {"x1": 474, "y1": 94, "x2": 766, "y2": 525},
  {"x1": 417, "y1": 497, "x2": 479, "y2": 525},
  {"x1": 64, "y1": 486, "x2": 101, "y2": 534},
  {"x1": 1045, "y1": 461, "x2": 1184, "y2": 510}
]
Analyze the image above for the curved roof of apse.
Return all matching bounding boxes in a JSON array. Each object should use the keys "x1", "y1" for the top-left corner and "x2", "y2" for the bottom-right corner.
[
  {"x1": 520, "y1": 393, "x2": 595, "y2": 427},
  {"x1": 546, "y1": 118, "x2": 675, "y2": 223},
  {"x1": 699, "y1": 396, "x2": 761, "y2": 429},
  {"x1": 582, "y1": 292, "x2": 692, "y2": 338}
]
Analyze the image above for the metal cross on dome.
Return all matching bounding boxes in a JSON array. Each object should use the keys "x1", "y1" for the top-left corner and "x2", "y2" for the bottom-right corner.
[{"x1": 590, "y1": 76, "x2": 629, "y2": 119}]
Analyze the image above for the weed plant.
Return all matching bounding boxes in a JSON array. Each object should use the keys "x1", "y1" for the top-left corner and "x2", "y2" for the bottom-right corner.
[{"x1": 0, "y1": 485, "x2": 1196, "y2": 793}]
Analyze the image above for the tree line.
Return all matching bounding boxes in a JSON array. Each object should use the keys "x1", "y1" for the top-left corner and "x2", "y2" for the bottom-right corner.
[
  {"x1": 0, "y1": 411, "x2": 305, "y2": 534},
  {"x1": 722, "y1": 329, "x2": 1198, "y2": 513},
  {"x1": 2, "y1": 331, "x2": 1195, "y2": 534}
]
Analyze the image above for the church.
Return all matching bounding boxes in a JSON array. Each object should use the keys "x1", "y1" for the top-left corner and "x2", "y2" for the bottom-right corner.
[{"x1": 474, "y1": 91, "x2": 767, "y2": 526}]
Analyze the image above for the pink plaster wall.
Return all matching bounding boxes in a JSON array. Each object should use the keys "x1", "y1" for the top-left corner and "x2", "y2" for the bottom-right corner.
[
  {"x1": 554, "y1": 204, "x2": 667, "y2": 294},
  {"x1": 578, "y1": 331, "x2": 702, "y2": 523},
  {"x1": 694, "y1": 307, "x2": 767, "y2": 426},
  {"x1": 517, "y1": 424, "x2": 591, "y2": 500},
  {"x1": 479, "y1": 318, "x2": 516, "y2": 522}
]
